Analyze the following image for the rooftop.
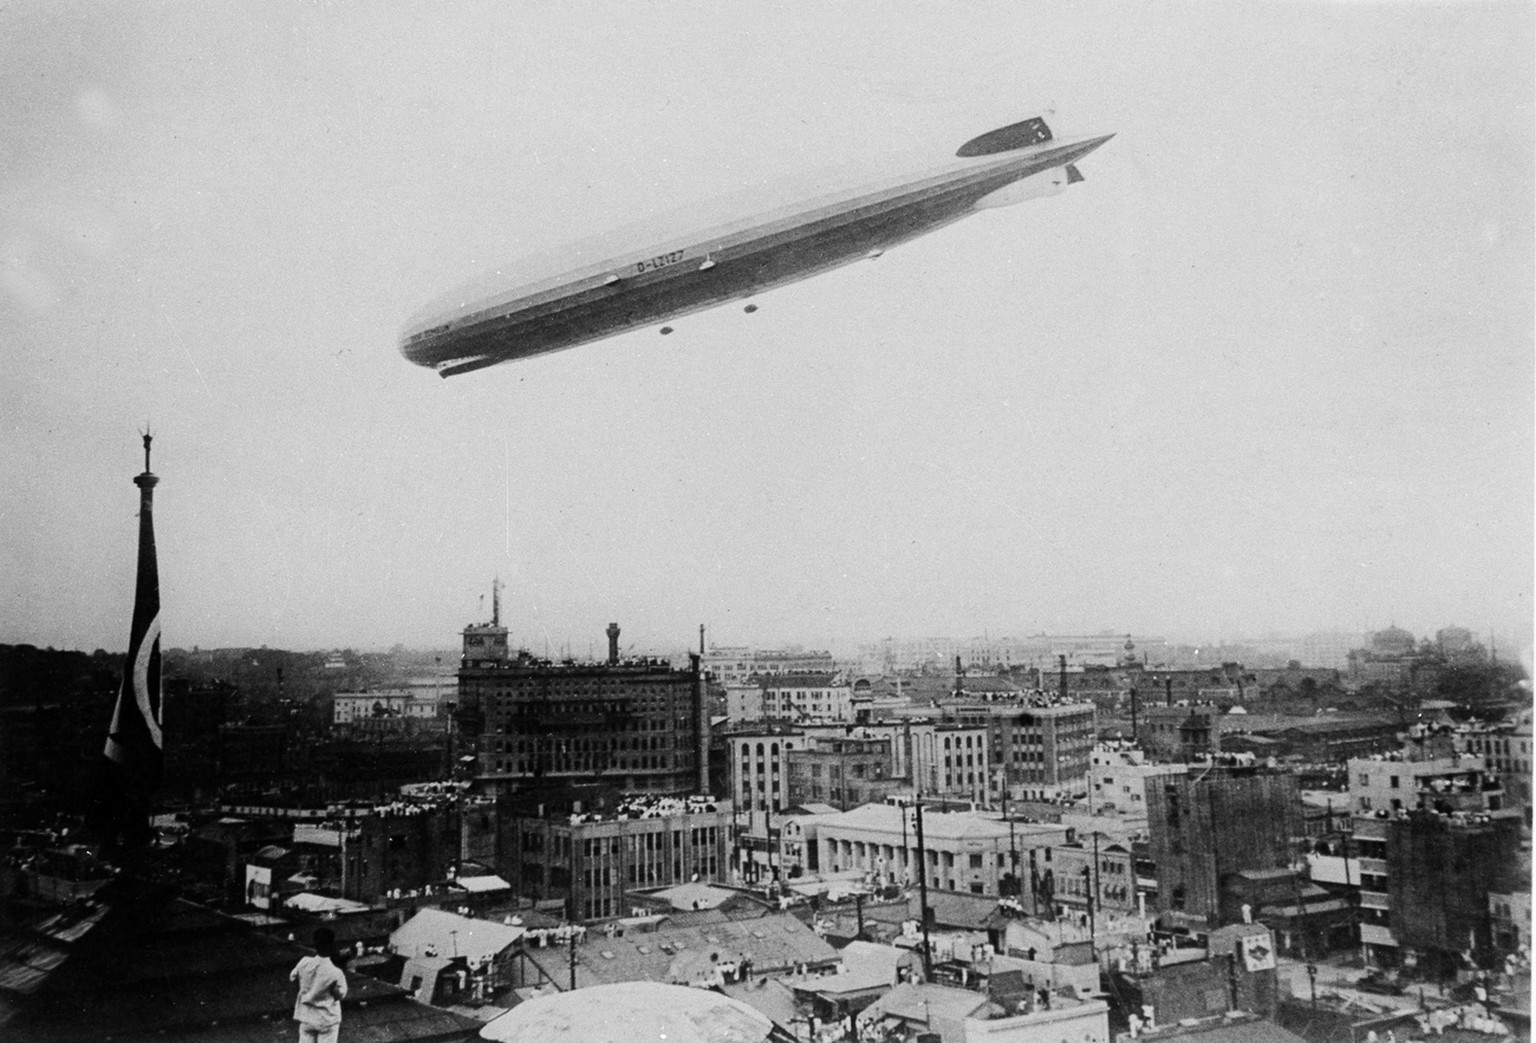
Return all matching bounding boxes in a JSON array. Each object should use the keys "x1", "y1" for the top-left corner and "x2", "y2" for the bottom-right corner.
[
  {"x1": 1, "y1": 882, "x2": 480, "y2": 1043},
  {"x1": 819, "y1": 803, "x2": 1063, "y2": 844},
  {"x1": 480, "y1": 981, "x2": 789, "y2": 1043},
  {"x1": 391, "y1": 908, "x2": 526, "y2": 963}
]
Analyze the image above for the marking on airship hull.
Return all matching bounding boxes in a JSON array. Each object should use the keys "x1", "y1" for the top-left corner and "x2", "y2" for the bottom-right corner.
[{"x1": 635, "y1": 250, "x2": 686, "y2": 274}]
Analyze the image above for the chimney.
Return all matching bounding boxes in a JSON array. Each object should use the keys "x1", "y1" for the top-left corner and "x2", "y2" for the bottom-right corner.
[
  {"x1": 1058, "y1": 655, "x2": 1067, "y2": 701},
  {"x1": 606, "y1": 623, "x2": 620, "y2": 665},
  {"x1": 691, "y1": 653, "x2": 709, "y2": 795}
]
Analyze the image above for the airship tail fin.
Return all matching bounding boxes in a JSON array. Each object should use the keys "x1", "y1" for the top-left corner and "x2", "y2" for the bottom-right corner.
[{"x1": 955, "y1": 116, "x2": 1054, "y2": 157}]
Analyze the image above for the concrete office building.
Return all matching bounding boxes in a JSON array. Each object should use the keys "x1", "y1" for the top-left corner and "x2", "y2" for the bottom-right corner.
[
  {"x1": 815, "y1": 803, "x2": 1068, "y2": 895},
  {"x1": 456, "y1": 610, "x2": 708, "y2": 799}
]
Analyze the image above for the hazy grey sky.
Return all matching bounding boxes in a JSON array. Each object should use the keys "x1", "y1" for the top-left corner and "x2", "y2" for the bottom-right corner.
[{"x1": 3, "y1": 2, "x2": 1531, "y2": 659}]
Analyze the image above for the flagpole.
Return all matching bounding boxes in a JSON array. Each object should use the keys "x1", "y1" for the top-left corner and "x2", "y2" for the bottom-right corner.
[{"x1": 101, "y1": 431, "x2": 164, "y2": 865}]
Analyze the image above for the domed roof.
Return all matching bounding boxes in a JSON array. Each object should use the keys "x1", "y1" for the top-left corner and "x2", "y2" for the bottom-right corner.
[
  {"x1": 480, "y1": 982, "x2": 788, "y2": 1043},
  {"x1": 1370, "y1": 625, "x2": 1415, "y2": 653}
]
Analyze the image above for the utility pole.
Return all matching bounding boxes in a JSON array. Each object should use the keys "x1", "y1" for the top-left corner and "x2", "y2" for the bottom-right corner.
[
  {"x1": 899, "y1": 799, "x2": 910, "y2": 885},
  {"x1": 1089, "y1": 829, "x2": 1101, "y2": 946},
  {"x1": 1003, "y1": 787, "x2": 1018, "y2": 895},
  {"x1": 913, "y1": 799, "x2": 933, "y2": 981},
  {"x1": 765, "y1": 800, "x2": 775, "y2": 890},
  {"x1": 569, "y1": 934, "x2": 577, "y2": 991}
]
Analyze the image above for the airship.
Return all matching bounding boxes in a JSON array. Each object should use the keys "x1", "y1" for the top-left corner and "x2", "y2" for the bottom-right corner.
[{"x1": 401, "y1": 114, "x2": 1113, "y2": 377}]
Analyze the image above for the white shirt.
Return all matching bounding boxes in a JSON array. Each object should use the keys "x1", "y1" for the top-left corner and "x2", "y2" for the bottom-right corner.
[{"x1": 290, "y1": 954, "x2": 348, "y2": 1027}]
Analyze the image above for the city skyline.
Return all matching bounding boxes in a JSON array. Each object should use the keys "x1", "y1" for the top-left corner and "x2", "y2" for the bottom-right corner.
[{"x1": 4, "y1": 4, "x2": 1531, "y2": 661}]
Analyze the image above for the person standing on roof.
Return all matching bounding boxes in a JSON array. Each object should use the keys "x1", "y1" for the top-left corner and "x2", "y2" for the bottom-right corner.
[{"x1": 291, "y1": 926, "x2": 348, "y2": 1043}]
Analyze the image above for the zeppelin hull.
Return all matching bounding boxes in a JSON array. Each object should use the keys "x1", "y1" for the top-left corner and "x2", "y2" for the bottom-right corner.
[{"x1": 403, "y1": 129, "x2": 1114, "y2": 376}]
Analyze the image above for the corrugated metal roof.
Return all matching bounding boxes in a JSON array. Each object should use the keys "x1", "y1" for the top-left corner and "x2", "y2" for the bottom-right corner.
[{"x1": 391, "y1": 909, "x2": 525, "y2": 963}]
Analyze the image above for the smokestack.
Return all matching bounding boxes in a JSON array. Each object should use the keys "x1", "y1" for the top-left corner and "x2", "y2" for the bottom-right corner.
[
  {"x1": 1058, "y1": 655, "x2": 1067, "y2": 701},
  {"x1": 690, "y1": 653, "x2": 709, "y2": 795},
  {"x1": 606, "y1": 623, "x2": 620, "y2": 665},
  {"x1": 955, "y1": 655, "x2": 965, "y2": 698},
  {"x1": 699, "y1": 624, "x2": 706, "y2": 656}
]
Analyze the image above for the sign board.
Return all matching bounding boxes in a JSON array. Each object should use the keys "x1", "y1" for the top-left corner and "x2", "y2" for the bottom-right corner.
[{"x1": 1240, "y1": 932, "x2": 1276, "y2": 972}]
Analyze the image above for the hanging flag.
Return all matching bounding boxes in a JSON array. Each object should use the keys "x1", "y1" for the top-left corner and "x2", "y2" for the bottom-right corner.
[{"x1": 104, "y1": 433, "x2": 164, "y2": 794}]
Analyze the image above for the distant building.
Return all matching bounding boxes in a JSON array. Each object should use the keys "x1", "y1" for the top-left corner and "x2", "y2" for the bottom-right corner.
[
  {"x1": 456, "y1": 616, "x2": 708, "y2": 799},
  {"x1": 728, "y1": 730, "x2": 807, "y2": 813},
  {"x1": 723, "y1": 682, "x2": 766, "y2": 723},
  {"x1": 940, "y1": 701, "x2": 1096, "y2": 802},
  {"x1": 1089, "y1": 744, "x2": 1186, "y2": 811},
  {"x1": 760, "y1": 673, "x2": 853, "y2": 723},
  {"x1": 1109, "y1": 923, "x2": 1285, "y2": 1033},
  {"x1": 334, "y1": 678, "x2": 453, "y2": 724},
  {"x1": 1462, "y1": 708, "x2": 1533, "y2": 812},
  {"x1": 815, "y1": 803, "x2": 1068, "y2": 896},
  {"x1": 1387, "y1": 809, "x2": 1524, "y2": 971},
  {"x1": 468, "y1": 795, "x2": 731, "y2": 921},
  {"x1": 1137, "y1": 705, "x2": 1221, "y2": 763},
  {"x1": 1298, "y1": 631, "x2": 1367, "y2": 671},
  {"x1": 784, "y1": 733, "x2": 904, "y2": 811},
  {"x1": 1145, "y1": 769, "x2": 1302, "y2": 929},
  {"x1": 901, "y1": 721, "x2": 992, "y2": 805},
  {"x1": 1489, "y1": 889, "x2": 1531, "y2": 956},
  {"x1": 703, "y1": 645, "x2": 836, "y2": 686},
  {"x1": 1347, "y1": 751, "x2": 1501, "y2": 816}
]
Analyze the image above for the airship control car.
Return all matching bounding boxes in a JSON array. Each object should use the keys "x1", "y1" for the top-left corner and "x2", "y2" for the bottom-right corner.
[{"x1": 401, "y1": 115, "x2": 1113, "y2": 377}]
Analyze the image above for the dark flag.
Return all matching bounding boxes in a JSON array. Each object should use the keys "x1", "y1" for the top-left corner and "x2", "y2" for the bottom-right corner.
[{"x1": 100, "y1": 433, "x2": 163, "y2": 854}]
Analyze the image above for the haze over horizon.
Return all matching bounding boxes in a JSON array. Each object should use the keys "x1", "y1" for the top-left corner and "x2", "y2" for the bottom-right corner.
[{"x1": 4, "y1": 4, "x2": 1531, "y2": 662}]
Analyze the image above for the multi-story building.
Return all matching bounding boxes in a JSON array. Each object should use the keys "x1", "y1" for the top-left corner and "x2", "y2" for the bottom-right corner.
[
  {"x1": 784, "y1": 734, "x2": 904, "y2": 811},
  {"x1": 938, "y1": 701, "x2": 1096, "y2": 801},
  {"x1": 855, "y1": 633, "x2": 1168, "y2": 675},
  {"x1": 1298, "y1": 631, "x2": 1368, "y2": 671},
  {"x1": 1387, "y1": 809, "x2": 1524, "y2": 971},
  {"x1": 1490, "y1": 889, "x2": 1532, "y2": 956},
  {"x1": 464, "y1": 795, "x2": 731, "y2": 921},
  {"x1": 760, "y1": 673, "x2": 853, "y2": 723},
  {"x1": 1347, "y1": 752, "x2": 1501, "y2": 816},
  {"x1": 815, "y1": 803, "x2": 1068, "y2": 895},
  {"x1": 1088, "y1": 743, "x2": 1186, "y2": 812},
  {"x1": 1312, "y1": 739, "x2": 1515, "y2": 967},
  {"x1": 723, "y1": 682, "x2": 765, "y2": 723},
  {"x1": 1138, "y1": 704, "x2": 1221, "y2": 761},
  {"x1": 1462, "y1": 708, "x2": 1533, "y2": 812},
  {"x1": 900, "y1": 721, "x2": 991, "y2": 805},
  {"x1": 1048, "y1": 839, "x2": 1139, "y2": 916},
  {"x1": 702, "y1": 646, "x2": 837, "y2": 686},
  {"x1": 728, "y1": 729, "x2": 807, "y2": 813},
  {"x1": 456, "y1": 617, "x2": 707, "y2": 799},
  {"x1": 333, "y1": 678, "x2": 453, "y2": 724},
  {"x1": 1144, "y1": 768, "x2": 1302, "y2": 928}
]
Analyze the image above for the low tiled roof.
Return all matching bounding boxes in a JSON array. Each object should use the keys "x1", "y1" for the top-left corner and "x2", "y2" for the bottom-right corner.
[
  {"x1": 859, "y1": 982, "x2": 995, "y2": 1025},
  {"x1": 570, "y1": 912, "x2": 837, "y2": 989},
  {"x1": 917, "y1": 891, "x2": 1003, "y2": 931}
]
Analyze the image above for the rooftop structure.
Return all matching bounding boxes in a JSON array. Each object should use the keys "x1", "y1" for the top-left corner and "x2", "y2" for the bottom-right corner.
[{"x1": 481, "y1": 981, "x2": 793, "y2": 1043}]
